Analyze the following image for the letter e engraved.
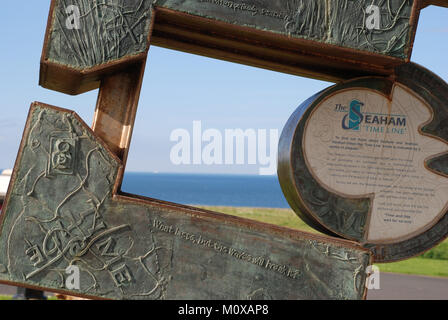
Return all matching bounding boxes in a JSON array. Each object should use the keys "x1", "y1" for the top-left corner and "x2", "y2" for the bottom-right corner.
[
  {"x1": 65, "y1": 5, "x2": 81, "y2": 30},
  {"x1": 111, "y1": 264, "x2": 133, "y2": 287},
  {"x1": 65, "y1": 265, "x2": 80, "y2": 290},
  {"x1": 96, "y1": 237, "x2": 133, "y2": 287},
  {"x1": 366, "y1": 5, "x2": 380, "y2": 30}
]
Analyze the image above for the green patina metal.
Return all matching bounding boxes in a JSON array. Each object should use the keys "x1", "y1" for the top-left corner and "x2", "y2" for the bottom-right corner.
[
  {"x1": 47, "y1": 0, "x2": 153, "y2": 69},
  {"x1": 2, "y1": 0, "x2": 446, "y2": 300},
  {"x1": 46, "y1": 0, "x2": 416, "y2": 69},
  {"x1": 155, "y1": 0, "x2": 414, "y2": 59},
  {"x1": 0, "y1": 104, "x2": 371, "y2": 299}
]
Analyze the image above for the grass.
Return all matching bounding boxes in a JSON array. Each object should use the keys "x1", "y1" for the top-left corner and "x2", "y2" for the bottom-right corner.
[
  {"x1": 377, "y1": 259, "x2": 448, "y2": 278},
  {"x1": 198, "y1": 205, "x2": 319, "y2": 233},
  {"x1": 199, "y1": 205, "x2": 448, "y2": 278}
]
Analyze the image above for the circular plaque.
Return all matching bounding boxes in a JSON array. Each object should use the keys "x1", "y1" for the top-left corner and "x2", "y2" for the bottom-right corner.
[{"x1": 278, "y1": 63, "x2": 448, "y2": 262}]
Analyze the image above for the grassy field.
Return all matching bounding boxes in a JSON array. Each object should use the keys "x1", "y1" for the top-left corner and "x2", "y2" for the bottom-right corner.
[{"x1": 199, "y1": 205, "x2": 448, "y2": 278}]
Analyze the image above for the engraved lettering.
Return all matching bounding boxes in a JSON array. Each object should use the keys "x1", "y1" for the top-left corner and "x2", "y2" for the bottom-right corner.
[
  {"x1": 25, "y1": 241, "x2": 45, "y2": 267},
  {"x1": 96, "y1": 237, "x2": 116, "y2": 257},
  {"x1": 153, "y1": 219, "x2": 175, "y2": 234},
  {"x1": 150, "y1": 219, "x2": 301, "y2": 280},
  {"x1": 111, "y1": 264, "x2": 133, "y2": 287}
]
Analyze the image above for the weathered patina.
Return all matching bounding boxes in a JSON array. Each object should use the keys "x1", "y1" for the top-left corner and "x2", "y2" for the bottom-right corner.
[
  {"x1": 1, "y1": 0, "x2": 447, "y2": 300},
  {"x1": 0, "y1": 103, "x2": 372, "y2": 299},
  {"x1": 40, "y1": 0, "x2": 434, "y2": 94},
  {"x1": 47, "y1": 0, "x2": 416, "y2": 68}
]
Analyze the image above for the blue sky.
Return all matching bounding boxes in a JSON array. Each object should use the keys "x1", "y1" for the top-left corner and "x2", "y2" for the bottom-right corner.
[{"x1": 0, "y1": 3, "x2": 446, "y2": 175}]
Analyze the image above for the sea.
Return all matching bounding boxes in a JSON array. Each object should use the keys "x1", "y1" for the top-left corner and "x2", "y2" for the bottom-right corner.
[{"x1": 122, "y1": 173, "x2": 290, "y2": 208}]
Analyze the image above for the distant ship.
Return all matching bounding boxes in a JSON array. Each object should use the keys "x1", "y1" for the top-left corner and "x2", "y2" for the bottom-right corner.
[{"x1": 0, "y1": 169, "x2": 12, "y2": 211}]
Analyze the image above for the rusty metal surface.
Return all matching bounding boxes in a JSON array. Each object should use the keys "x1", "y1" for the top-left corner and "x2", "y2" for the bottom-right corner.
[
  {"x1": 277, "y1": 62, "x2": 448, "y2": 262},
  {"x1": 46, "y1": 0, "x2": 417, "y2": 69},
  {"x1": 422, "y1": 0, "x2": 448, "y2": 8},
  {"x1": 92, "y1": 62, "x2": 146, "y2": 166},
  {"x1": 39, "y1": 0, "x2": 433, "y2": 94},
  {"x1": 155, "y1": 0, "x2": 416, "y2": 59},
  {"x1": 0, "y1": 103, "x2": 372, "y2": 300},
  {"x1": 46, "y1": 0, "x2": 153, "y2": 69}
]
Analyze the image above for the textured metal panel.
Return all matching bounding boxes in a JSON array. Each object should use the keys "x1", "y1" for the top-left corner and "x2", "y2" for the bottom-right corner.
[
  {"x1": 46, "y1": 0, "x2": 153, "y2": 69},
  {"x1": 0, "y1": 103, "x2": 371, "y2": 300},
  {"x1": 45, "y1": 0, "x2": 416, "y2": 70},
  {"x1": 157, "y1": 0, "x2": 415, "y2": 58}
]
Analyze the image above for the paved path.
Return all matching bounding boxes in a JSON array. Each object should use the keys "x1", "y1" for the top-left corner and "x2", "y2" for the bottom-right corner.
[
  {"x1": 367, "y1": 272, "x2": 448, "y2": 300},
  {"x1": 1, "y1": 273, "x2": 447, "y2": 299},
  {"x1": 0, "y1": 284, "x2": 54, "y2": 298},
  {"x1": 0, "y1": 284, "x2": 16, "y2": 296}
]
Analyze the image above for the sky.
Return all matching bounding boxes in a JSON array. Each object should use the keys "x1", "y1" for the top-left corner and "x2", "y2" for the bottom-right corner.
[{"x1": 0, "y1": 3, "x2": 446, "y2": 175}]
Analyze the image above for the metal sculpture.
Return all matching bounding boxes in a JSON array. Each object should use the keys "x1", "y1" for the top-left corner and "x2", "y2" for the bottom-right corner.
[{"x1": 0, "y1": 0, "x2": 447, "y2": 299}]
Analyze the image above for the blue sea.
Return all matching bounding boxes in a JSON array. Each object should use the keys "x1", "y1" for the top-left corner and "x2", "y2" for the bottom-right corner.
[{"x1": 121, "y1": 173, "x2": 290, "y2": 208}]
